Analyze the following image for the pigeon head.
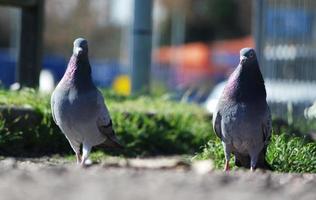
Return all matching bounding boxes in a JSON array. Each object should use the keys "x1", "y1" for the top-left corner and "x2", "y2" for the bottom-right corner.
[
  {"x1": 73, "y1": 38, "x2": 88, "y2": 57},
  {"x1": 61, "y1": 38, "x2": 94, "y2": 89},
  {"x1": 239, "y1": 48, "x2": 257, "y2": 65}
]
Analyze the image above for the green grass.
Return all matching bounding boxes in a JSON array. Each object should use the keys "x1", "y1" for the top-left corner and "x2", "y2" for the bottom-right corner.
[
  {"x1": 0, "y1": 89, "x2": 205, "y2": 116},
  {"x1": 0, "y1": 89, "x2": 316, "y2": 173},
  {"x1": 193, "y1": 133, "x2": 316, "y2": 173},
  {"x1": 0, "y1": 89, "x2": 51, "y2": 117},
  {"x1": 267, "y1": 134, "x2": 316, "y2": 172}
]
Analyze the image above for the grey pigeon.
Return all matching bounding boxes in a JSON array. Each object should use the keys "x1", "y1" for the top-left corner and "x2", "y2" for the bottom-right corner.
[
  {"x1": 213, "y1": 48, "x2": 272, "y2": 171},
  {"x1": 51, "y1": 38, "x2": 123, "y2": 166}
]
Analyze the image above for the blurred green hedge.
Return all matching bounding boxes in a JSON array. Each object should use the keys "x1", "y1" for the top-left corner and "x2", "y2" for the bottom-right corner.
[{"x1": 0, "y1": 89, "x2": 213, "y2": 156}]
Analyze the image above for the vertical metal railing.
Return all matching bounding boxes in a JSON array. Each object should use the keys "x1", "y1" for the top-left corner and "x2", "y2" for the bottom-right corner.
[
  {"x1": 256, "y1": 0, "x2": 316, "y2": 81},
  {"x1": 254, "y1": 0, "x2": 316, "y2": 119}
]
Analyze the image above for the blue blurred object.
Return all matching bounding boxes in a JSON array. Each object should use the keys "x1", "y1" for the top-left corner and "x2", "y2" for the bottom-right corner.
[
  {"x1": 42, "y1": 55, "x2": 67, "y2": 83},
  {"x1": 0, "y1": 49, "x2": 67, "y2": 87},
  {"x1": 91, "y1": 60, "x2": 121, "y2": 87},
  {"x1": 0, "y1": 49, "x2": 122, "y2": 88},
  {"x1": 266, "y1": 8, "x2": 313, "y2": 39},
  {"x1": 0, "y1": 49, "x2": 15, "y2": 87},
  {"x1": 212, "y1": 51, "x2": 239, "y2": 68}
]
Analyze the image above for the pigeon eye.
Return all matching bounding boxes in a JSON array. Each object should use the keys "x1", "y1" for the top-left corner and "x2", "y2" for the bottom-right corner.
[{"x1": 249, "y1": 52, "x2": 254, "y2": 57}]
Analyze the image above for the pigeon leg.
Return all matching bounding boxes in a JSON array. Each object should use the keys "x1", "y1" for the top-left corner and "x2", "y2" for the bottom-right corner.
[
  {"x1": 76, "y1": 152, "x2": 82, "y2": 164},
  {"x1": 223, "y1": 143, "x2": 232, "y2": 172},
  {"x1": 224, "y1": 160, "x2": 230, "y2": 171},
  {"x1": 249, "y1": 151, "x2": 259, "y2": 171},
  {"x1": 81, "y1": 143, "x2": 92, "y2": 166},
  {"x1": 67, "y1": 139, "x2": 81, "y2": 165}
]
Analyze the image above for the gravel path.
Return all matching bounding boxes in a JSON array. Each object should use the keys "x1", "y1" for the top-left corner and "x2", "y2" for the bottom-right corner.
[{"x1": 0, "y1": 157, "x2": 315, "y2": 200}]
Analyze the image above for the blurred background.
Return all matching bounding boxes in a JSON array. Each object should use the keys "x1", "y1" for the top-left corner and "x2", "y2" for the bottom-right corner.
[{"x1": 1, "y1": 0, "x2": 316, "y2": 120}]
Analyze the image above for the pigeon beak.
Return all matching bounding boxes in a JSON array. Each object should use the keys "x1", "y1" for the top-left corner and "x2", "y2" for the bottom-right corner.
[
  {"x1": 240, "y1": 55, "x2": 247, "y2": 63},
  {"x1": 74, "y1": 47, "x2": 83, "y2": 56}
]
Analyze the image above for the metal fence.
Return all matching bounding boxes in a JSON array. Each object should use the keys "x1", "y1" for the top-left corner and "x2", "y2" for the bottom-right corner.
[{"x1": 254, "y1": 0, "x2": 316, "y2": 119}]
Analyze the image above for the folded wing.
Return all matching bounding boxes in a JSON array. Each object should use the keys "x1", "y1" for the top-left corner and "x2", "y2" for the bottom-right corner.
[{"x1": 96, "y1": 90, "x2": 123, "y2": 149}]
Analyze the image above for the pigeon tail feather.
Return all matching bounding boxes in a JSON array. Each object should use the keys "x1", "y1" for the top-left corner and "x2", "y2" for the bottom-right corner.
[{"x1": 234, "y1": 147, "x2": 272, "y2": 170}]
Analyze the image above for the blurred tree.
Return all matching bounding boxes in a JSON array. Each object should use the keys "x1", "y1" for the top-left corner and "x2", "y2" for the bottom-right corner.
[
  {"x1": 44, "y1": 0, "x2": 122, "y2": 59},
  {"x1": 159, "y1": 0, "x2": 251, "y2": 45}
]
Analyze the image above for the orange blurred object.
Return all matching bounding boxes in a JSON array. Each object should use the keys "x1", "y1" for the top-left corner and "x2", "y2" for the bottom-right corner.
[
  {"x1": 154, "y1": 42, "x2": 209, "y2": 69},
  {"x1": 211, "y1": 35, "x2": 254, "y2": 53},
  {"x1": 154, "y1": 35, "x2": 254, "y2": 85}
]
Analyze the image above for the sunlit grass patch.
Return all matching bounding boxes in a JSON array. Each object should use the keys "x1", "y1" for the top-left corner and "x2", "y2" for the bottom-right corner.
[{"x1": 194, "y1": 134, "x2": 316, "y2": 173}]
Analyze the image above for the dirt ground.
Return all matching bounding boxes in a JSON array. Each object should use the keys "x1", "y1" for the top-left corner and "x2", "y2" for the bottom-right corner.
[{"x1": 0, "y1": 157, "x2": 315, "y2": 200}]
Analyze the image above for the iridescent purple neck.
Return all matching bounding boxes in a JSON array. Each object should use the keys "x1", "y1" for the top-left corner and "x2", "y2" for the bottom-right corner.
[
  {"x1": 61, "y1": 54, "x2": 94, "y2": 90},
  {"x1": 223, "y1": 60, "x2": 266, "y2": 103}
]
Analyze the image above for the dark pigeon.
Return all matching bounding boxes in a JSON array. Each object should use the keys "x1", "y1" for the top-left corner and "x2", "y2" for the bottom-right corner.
[
  {"x1": 51, "y1": 38, "x2": 123, "y2": 166},
  {"x1": 213, "y1": 48, "x2": 272, "y2": 171}
]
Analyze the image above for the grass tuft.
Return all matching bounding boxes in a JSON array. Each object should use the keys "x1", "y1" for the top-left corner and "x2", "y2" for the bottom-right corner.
[{"x1": 193, "y1": 134, "x2": 316, "y2": 173}]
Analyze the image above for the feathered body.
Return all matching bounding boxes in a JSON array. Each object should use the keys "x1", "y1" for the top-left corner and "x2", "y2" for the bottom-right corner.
[
  {"x1": 213, "y1": 48, "x2": 272, "y2": 170},
  {"x1": 51, "y1": 38, "x2": 122, "y2": 165}
]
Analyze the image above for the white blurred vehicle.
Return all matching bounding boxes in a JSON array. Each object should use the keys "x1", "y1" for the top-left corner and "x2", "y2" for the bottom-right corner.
[
  {"x1": 204, "y1": 79, "x2": 316, "y2": 117},
  {"x1": 203, "y1": 81, "x2": 227, "y2": 114}
]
